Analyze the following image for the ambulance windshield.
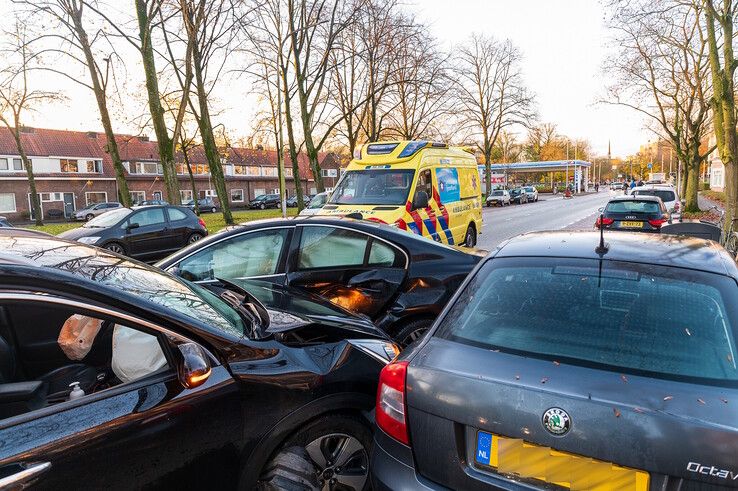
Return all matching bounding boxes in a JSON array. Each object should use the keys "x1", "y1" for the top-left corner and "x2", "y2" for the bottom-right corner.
[{"x1": 329, "y1": 169, "x2": 415, "y2": 205}]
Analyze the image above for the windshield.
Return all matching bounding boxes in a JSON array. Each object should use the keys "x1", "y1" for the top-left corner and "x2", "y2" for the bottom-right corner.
[
  {"x1": 436, "y1": 257, "x2": 738, "y2": 386},
  {"x1": 605, "y1": 200, "x2": 661, "y2": 213},
  {"x1": 84, "y1": 207, "x2": 132, "y2": 228},
  {"x1": 329, "y1": 169, "x2": 415, "y2": 205},
  {"x1": 492, "y1": 191, "x2": 504, "y2": 196},
  {"x1": 634, "y1": 189, "x2": 676, "y2": 203},
  {"x1": 510, "y1": 189, "x2": 522, "y2": 196},
  {"x1": 308, "y1": 193, "x2": 327, "y2": 209}
]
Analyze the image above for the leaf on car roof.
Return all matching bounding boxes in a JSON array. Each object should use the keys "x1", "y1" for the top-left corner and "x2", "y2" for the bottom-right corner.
[
  {"x1": 664, "y1": 396, "x2": 673, "y2": 401},
  {"x1": 613, "y1": 407, "x2": 621, "y2": 418}
]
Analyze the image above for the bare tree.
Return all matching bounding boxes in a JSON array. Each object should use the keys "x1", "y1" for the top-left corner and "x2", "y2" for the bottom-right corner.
[
  {"x1": 605, "y1": 0, "x2": 712, "y2": 211},
  {"x1": 0, "y1": 22, "x2": 63, "y2": 225},
  {"x1": 14, "y1": 0, "x2": 133, "y2": 206},
  {"x1": 703, "y1": 0, "x2": 738, "y2": 221},
  {"x1": 456, "y1": 34, "x2": 535, "y2": 197}
]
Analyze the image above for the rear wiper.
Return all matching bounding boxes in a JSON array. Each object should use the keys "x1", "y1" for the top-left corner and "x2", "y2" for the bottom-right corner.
[{"x1": 215, "y1": 278, "x2": 270, "y2": 339}]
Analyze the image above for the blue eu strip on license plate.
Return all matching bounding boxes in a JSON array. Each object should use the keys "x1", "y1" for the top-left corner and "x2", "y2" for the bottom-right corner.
[{"x1": 475, "y1": 431, "x2": 493, "y2": 466}]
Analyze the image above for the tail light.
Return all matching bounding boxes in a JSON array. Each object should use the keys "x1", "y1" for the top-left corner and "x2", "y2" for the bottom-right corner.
[
  {"x1": 595, "y1": 217, "x2": 614, "y2": 228},
  {"x1": 376, "y1": 360, "x2": 409, "y2": 444},
  {"x1": 648, "y1": 217, "x2": 667, "y2": 228},
  {"x1": 197, "y1": 218, "x2": 206, "y2": 228}
]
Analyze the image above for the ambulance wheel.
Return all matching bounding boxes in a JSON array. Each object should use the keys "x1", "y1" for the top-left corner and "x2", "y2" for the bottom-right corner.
[{"x1": 463, "y1": 224, "x2": 476, "y2": 248}]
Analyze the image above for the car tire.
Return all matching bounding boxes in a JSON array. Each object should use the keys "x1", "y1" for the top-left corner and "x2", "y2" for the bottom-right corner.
[
  {"x1": 211, "y1": 207, "x2": 216, "y2": 213},
  {"x1": 105, "y1": 242, "x2": 126, "y2": 255},
  {"x1": 260, "y1": 203, "x2": 266, "y2": 210},
  {"x1": 463, "y1": 224, "x2": 477, "y2": 248},
  {"x1": 258, "y1": 414, "x2": 371, "y2": 491},
  {"x1": 188, "y1": 233, "x2": 204, "y2": 244},
  {"x1": 394, "y1": 318, "x2": 434, "y2": 348},
  {"x1": 85, "y1": 214, "x2": 94, "y2": 221}
]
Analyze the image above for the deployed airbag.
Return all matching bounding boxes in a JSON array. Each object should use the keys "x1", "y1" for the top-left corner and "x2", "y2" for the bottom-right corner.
[
  {"x1": 111, "y1": 326, "x2": 167, "y2": 384},
  {"x1": 57, "y1": 314, "x2": 104, "y2": 361}
]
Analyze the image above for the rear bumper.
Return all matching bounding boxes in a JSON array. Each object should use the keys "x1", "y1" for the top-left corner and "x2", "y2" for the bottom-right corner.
[{"x1": 371, "y1": 435, "x2": 449, "y2": 491}]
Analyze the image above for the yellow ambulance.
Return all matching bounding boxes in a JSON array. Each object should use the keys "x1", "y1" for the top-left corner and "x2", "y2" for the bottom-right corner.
[{"x1": 317, "y1": 141, "x2": 483, "y2": 246}]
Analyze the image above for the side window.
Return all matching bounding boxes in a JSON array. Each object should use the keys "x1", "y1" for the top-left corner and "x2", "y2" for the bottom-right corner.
[
  {"x1": 177, "y1": 229, "x2": 290, "y2": 281},
  {"x1": 417, "y1": 169, "x2": 433, "y2": 200},
  {"x1": 131, "y1": 208, "x2": 166, "y2": 227},
  {"x1": 168, "y1": 208, "x2": 189, "y2": 222},
  {"x1": 368, "y1": 240, "x2": 400, "y2": 267},
  {"x1": 298, "y1": 226, "x2": 369, "y2": 269}
]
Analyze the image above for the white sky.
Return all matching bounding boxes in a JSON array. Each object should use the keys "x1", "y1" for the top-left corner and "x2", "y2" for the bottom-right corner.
[{"x1": 3, "y1": 0, "x2": 649, "y2": 158}]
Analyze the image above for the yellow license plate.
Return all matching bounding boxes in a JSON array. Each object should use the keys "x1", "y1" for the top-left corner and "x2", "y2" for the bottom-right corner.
[
  {"x1": 475, "y1": 431, "x2": 649, "y2": 491},
  {"x1": 620, "y1": 221, "x2": 643, "y2": 228}
]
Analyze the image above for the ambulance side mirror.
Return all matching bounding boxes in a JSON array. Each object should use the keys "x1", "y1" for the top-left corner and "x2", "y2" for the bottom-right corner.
[{"x1": 412, "y1": 190, "x2": 429, "y2": 210}]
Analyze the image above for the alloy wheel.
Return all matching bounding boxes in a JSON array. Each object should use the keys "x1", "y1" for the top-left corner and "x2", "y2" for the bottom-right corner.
[
  {"x1": 106, "y1": 243, "x2": 124, "y2": 254},
  {"x1": 189, "y1": 234, "x2": 202, "y2": 244},
  {"x1": 305, "y1": 433, "x2": 368, "y2": 491}
]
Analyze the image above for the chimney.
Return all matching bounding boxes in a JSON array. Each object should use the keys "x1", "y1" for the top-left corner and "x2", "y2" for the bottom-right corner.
[
  {"x1": 138, "y1": 135, "x2": 149, "y2": 142},
  {"x1": 86, "y1": 131, "x2": 97, "y2": 138},
  {"x1": 256, "y1": 144, "x2": 264, "y2": 151},
  {"x1": 20, "y1": 126, "x2": 34, "y2": 133}
]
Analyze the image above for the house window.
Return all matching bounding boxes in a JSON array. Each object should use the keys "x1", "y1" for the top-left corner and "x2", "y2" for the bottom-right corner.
[
  {"x1": 271, "y1": 188, "x2": 280, "y2": 195},
  {"x1": 233, "y1": 165, "x2": 246, "y2": 175},
  {"x1": 0, "y1": 159, "x2": 7, "y2": 170},
  {"x1": 12, "y1": 158, "x2": 24, "y2": 171},
  {"x1": 284, "y1": 167, "x2": 293, "y2": 178},
  {"x1": 309, "y1": 187, "x2": 317, "y2": 195},
  {"x1": 321, "y1": 169, "x2": 338, "y2": 178},
  {"x1": 86, "y1": 192, "x2": 107, "y2": 205},
  {"x1": 130, "y1": 191, "x2": 146, "y2": 204},
  {"x1": 253, "y1": 188, "x2": 266, "y2": 198},
  {"x1": 61, "y1": 159, "x2": 79, "y2": 173},
  {"x1": 205, "y1": 189, "x2": 217, "y2": 197},
  {"x1": 711, "y1": 168, "x2": 724, "y2": 187},
  {"x1": 246, "y1": 166, "x2": 261, "y2": 176},
  {"x1": 262, "y1": 167, "x2": 278, "y2": 177},
  {"x1": 40, "y1": 193, "x2": 63, "y2": 202},
  {"x1": 83, "y1": 160, "x2": 102, "y2": 173},
  {"x1": 231, "y1": 189, "x2": 244, "y2": 202},
  {"x1": 0, "y1": 193, "x2": 16, "y2": 212},
  {"x1": 180, "y1": 190, "x2": 193, "y2": 202},
  {"x1": 194, "y1": 164, "x2": 210, "y2": 175}
]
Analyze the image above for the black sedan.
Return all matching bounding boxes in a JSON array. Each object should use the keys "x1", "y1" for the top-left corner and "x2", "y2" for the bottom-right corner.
[
  {"x1": 509, "y1": 187, "x2": 528, "y2": 204},
  {"x1": 249, "y1": 194, "x2": 281, "y2": 209},
  {"x1": 184, "y1": 197, "x2": 219, "y2": 214},
  {"x1": 372, "y1": 231, "x2": 738, "y2": 490},
  {"x1": 596, "y1": 195, "x2": 670, "y2": 232},
  {"x1": 157, "y1": 217, "x2": 483, "y2": 346},
  {"x1": 58, "y1": 205, "x2": 207, "y2": 261},
  {"x1": 0, "y1": 234, "x2": 396, "y2": 490}
]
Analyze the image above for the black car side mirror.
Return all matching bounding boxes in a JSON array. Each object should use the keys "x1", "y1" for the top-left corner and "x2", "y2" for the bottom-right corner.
[
  {"x1": 176, "y1": 342, "x2": 211, "y2": 389},
  {"x1": 412, "y1": 190, "x2": 429, "y2": 210},
  {"x1": 127, "y1": 222, "x2": 140, "y2": 231}
]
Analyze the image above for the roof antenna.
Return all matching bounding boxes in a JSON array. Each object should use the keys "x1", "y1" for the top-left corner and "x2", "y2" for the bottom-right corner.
[{"x1": 595, "y1": 213, "x2": 609, "y2": 255}]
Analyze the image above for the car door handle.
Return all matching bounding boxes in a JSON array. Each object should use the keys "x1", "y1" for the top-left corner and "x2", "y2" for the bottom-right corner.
[{"x1": 0, "y1": 462, "x2": 52, "y2": 489}]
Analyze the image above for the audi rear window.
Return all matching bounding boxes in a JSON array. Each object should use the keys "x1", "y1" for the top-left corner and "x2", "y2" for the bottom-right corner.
[
  {"x1": 605, "y1": 200, "x2": 661, "y2": 213},
  {"x1": 634, "y1": 189, "x2": 676, "y2": 202},
  {"x1": 435, "y1": 257, "x2": 738, "y2": 385}
]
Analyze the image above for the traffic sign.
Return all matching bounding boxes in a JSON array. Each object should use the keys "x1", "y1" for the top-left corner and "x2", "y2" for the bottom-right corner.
[{"x1": 647, "y1": 163, "x2": 653, "y2": 169}]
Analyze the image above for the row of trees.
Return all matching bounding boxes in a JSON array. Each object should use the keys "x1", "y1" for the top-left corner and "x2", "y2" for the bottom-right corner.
[
  {"x1": 605, "y1": 0, "x2": 738, "y2": 216},
  {"x1": 0, "y1": 0, "x2": 537, "y2": 225}
]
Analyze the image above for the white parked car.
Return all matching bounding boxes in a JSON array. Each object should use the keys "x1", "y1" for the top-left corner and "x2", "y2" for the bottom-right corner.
[
  {"x1": 73, "y1": 202, "x2": 123, "y2": 221},
  {"x1": 298, "y1": 192, "x2": 328, "y2": 216},
  {"x1": 631, "y1": 185, "x2": 680, "y2": 217},
  {"x1": 486, "y1": 189, "x2": 511, "y2": 207}
]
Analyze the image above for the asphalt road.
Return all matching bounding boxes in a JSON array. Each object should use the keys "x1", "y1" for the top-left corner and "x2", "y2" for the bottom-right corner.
[{"x1": 477, "y1": 190, "x2": 616, "y2": 251}]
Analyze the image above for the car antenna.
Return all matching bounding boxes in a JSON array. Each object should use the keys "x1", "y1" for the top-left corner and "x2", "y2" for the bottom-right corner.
[{"x1": 595, "y1": 214, "x2": 609, "y2": 255}]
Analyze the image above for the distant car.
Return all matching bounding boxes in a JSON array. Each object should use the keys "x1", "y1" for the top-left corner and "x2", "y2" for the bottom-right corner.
[
  {"x1": 286, "y1": 195, "x2": 299, "y2": 207},
  {"x1": 73, "y1": 202, "x2": 123, "y2": 221},
  {"x1": 486, "y1": 190, "x2": 510, "y2": 207},
  {"x1": 298, "y1": 192, "x2": 328, "y2": 216},
  {"x1": 59, "y1": 205, "x2": 208, "y2": 261},
  {"x1": 631, "y1": 185, "x2": 680, "y2": 216},
  {"x1": 523, "y1": 186, "x2": 539, "y2": 202},
  {"x1": 0, "y1": 216, "x2": 12, "y2": 227},
  {"x1": 140, "y1": 199, "x2": 169, "y2": 206},
  {"x1": 596, "y1": 195, "x2": 670, "y2": 232},
  {"x1": 248, "y1": 194, "x2": 280, "y2": 210},
  {"x1": 372, "y1": 231, "x2": 738, "y2": 491},
  {"x1": 184, "y1": 197, "x2": 218, "y2": 214},
  {"x1": 157, "y1": 216, "x2": 483, "y2": 346},
  {"x1": 509, "y1": 187, "x2": 528, "y2": 204},
  {"x1": 610, "y1": 182, "x2": 625, "y2": 191}
]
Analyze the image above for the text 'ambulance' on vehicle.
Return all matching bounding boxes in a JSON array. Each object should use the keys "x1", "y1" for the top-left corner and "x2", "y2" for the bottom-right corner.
[{"x1": 318, "y1": 141, "x2": 483, "y2": 247}]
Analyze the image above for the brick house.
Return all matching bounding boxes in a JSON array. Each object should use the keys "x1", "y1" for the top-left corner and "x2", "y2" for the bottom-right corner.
[{"x1": 0, "y1": 126, "x2": 345, "y2": 221}]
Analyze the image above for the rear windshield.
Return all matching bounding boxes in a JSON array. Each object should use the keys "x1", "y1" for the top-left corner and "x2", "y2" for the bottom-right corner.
[
  {"x1": 492, "y1": 191, "x2": 504, "y2": 196},
  {"x1": 634, "y1": 189, "x2": 676, "y2": 203},
  {"x1": 605, "y1": 200, "x2": 660, "y2": 213},
  {"x1": 435, "y1": 257, "x2": 738, "y2": 385}
]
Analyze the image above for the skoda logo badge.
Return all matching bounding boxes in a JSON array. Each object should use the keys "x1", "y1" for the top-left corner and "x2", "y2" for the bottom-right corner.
[{"x1": 542, "y1": 408, "x2": 571, "y2": 435}]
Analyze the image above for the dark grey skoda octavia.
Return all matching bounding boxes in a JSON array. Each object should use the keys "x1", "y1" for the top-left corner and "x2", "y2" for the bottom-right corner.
[{"x1": 372, "y1": 231, "x2": 738, "y2": 490}]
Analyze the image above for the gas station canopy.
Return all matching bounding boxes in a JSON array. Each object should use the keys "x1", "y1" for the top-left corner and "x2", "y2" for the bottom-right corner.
[{"x1": 480, "y1": 160, "x2": 593, "y2": 173}]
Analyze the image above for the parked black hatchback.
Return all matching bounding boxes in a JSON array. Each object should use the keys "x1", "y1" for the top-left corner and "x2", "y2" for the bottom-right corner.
[
  {"x1": 157, "y1": 217, "x2": 483, "y2": 346},
  {"x1": 249, "y1": 193, "x2": 281, "y2": 209},
  {"x1": 596, "y1": 195, "x2": 670, "y2": 232},
  {"x1": 0, "y1": 234, "x2": 395, "y2": 490},
  {"x1": 58, "y1": 205, "x2": 207, "y2": 261}
]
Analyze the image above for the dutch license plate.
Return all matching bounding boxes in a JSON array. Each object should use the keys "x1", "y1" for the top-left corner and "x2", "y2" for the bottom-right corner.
[
  {"x1": 475, "y1": 431, "x2": 649, "y2": 490},
  {"x1": 620, "y1": 221, "x2": 643, "y2": 228}
]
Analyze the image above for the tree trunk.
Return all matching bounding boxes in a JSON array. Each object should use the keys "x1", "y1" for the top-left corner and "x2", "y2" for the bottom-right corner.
[
  {"x1": 280, "y1": 66, "x2": 305, "y2": 210},
  {"x1": 191, "y1": 44, "x2": 232, "y2": 224},
  {"x1": 684, "y1": 151, "x2": 701, "y2": 213},
  {"x1": 136, "y1": 0, "x2": 180, "y2": 204},
  {"x1": 70, "y1": 9, "x2": 131, "y2": 206},
  {"x1": 680, "y1": 160, "x2": 689, "y2": 201},
  {"x1": 182, "y1": 145, "x2": 199, "y2": 215},
  {"x1": 10, "y1": 130, "x2": 42, "y2": 225}
]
